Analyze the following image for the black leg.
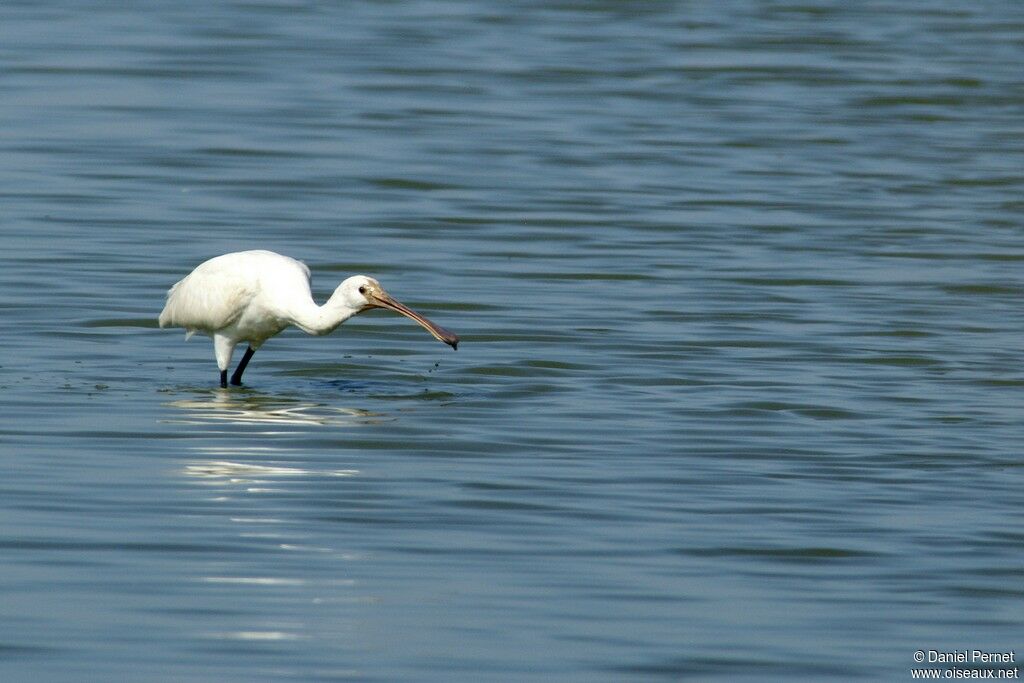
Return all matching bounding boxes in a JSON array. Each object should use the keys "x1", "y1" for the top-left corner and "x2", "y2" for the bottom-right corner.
[
  {"x1": 219, "y1": 370, "x2": 228, "y2": 388},
  {"x1": 230, "y1": 346, "x2": 256, "y2": 386}
]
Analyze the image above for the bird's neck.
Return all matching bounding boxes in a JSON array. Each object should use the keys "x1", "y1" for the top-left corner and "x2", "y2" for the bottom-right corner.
[{"x1": 290, "y1": 293, "x2": 360, "y2": 336}]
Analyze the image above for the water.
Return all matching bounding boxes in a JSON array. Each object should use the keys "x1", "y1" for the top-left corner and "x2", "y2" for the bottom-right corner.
[{"x1": 2, "y1": 2, "x2": 1023, "y2": 680}]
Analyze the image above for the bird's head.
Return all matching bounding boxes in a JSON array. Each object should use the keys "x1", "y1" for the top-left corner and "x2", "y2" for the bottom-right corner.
[{"x1": 338, "y1": 275, "x2": 459, "y2": 350}]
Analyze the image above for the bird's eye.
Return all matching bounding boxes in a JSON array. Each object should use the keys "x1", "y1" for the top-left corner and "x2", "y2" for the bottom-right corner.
[{"x1": 358, "y1": 286, "x2": 366, "y2": 295}]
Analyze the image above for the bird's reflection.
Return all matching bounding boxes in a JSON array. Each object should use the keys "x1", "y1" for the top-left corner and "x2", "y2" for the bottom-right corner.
[
  {"x1": 183, "y1": 455, "x2": 358, "y2": 485},
  {"x1": 164, "y1": 388, "x2": 373, "y2": 491},
  {"x1": 163, "y1": 388, "x2": 391, "y2": 427}
]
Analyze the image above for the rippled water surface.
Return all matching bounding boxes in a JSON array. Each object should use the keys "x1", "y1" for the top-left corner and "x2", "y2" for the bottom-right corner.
[{"x1": 2, "y1": 2, "x2": 1023, "y2": 681}]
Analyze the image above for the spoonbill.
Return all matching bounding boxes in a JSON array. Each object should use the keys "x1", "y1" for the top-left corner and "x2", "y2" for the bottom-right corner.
[{"x1": 159, "y1": 250, "x2": 459, "y2": 387}]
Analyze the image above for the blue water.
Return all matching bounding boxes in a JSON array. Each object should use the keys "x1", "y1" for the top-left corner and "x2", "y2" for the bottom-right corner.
[{"x1": 2, "y1": 2, "x2": 1023, "y2": 681}]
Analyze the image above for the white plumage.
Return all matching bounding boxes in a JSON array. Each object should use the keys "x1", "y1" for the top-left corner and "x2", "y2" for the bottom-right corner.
[{"x1": 159, "y1": 250, "x2": 459, "y2": 387}]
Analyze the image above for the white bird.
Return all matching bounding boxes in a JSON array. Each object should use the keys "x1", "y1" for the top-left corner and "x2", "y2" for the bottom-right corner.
[{"x1": 159, "y1": 250, "x2": 459, "y2": 387}]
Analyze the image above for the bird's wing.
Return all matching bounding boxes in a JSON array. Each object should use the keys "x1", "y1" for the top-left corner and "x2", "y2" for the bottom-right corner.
[
  {"x1": 158, "y1": 255, "x2": 260, "y2": 332},
  {"x1": 297, "y1": 258, "x2": 311, "y2": 282}
]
